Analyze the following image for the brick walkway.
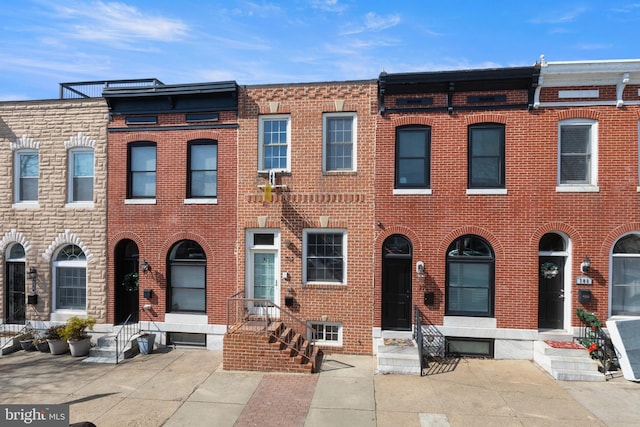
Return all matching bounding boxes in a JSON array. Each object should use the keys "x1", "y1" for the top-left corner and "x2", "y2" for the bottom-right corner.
[{"x1": 233, "y1": 374, "x2": 319, "y2": 427}]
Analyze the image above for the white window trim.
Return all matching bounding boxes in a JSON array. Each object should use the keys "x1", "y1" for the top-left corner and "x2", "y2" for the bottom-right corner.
[
  {"x1": 557, "y1": 119, "x2": 598, "y2": 192},
  {"x1": 308, "y1": 321, "x2": 343, "y2": 346},
  {"x1": 52, "y1": 258, "x2": 87, "y2": 313},
  {"x1": 125, "y1": 198, "x2": 157, "y2": 205},
  {"x1": 67, "y1": 147, "x2": 95, "y2": 205},
  {"x1": 393, "y1": 189, "x2": 433, "y2": 195},
  {"x1": 302, "y1": 228, "x2": 347, "y2": 285},
  {"x1": 637, "y1": 121, "x2": 640, "y2": 192},
  {"x1": 609, "y1": 232, "x2": 640, "y2": 318},
  {"x1": 184, "y1": 198, "x2": 218, "y2": 205},
  {"x1": 466, "y1": 189, "x2": 508, "y2": 195},
  {"x1": 14, "y1": 149, "x2": 38, "y2": 205},
  {"x1": 322, "y1": 112, "x2": 357, "y2": 172},
  {"x1": 258, "y1": 115, "x2": 291, "y2": 173}
]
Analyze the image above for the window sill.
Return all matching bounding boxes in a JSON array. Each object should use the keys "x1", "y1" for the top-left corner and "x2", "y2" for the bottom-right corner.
[
  {"x1": 322, "y1": 171, "x2": 357, "y2": 176},
  {"x1": 393, "y1": 189, "x2": 432, "y2": 195},
  {"x1": 303, "y1": 282, "x2": 347, "y2": 288},
  {"x1": 555, "y1": 185, "x2": 600, "y2": 193},
  {"x1": 65, "y1": 202, "x2": 94, "y2": 209},
  {"x1": 443, "y1": 316, "x2": 497, "y2": 328},
  {"x1": 125, "y1": 198, "x2": 157, "y2": 205},
  {"x1": 184, "y1": 198, "x2": 218, "y2": 205},
  {"x1": 466, "y1": 189, "x2": 507, "y2": 195},
  {"x1": 12, "y1": 202, "x2": 39, "y2": 209},
  {"x1": 50, "y1": 310, "x2": 87, "y2": 322}
]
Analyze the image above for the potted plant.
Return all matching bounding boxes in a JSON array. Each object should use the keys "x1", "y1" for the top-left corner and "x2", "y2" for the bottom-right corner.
[
  {"x1": 61, "y1": 316, "x2": 96, "y2": 357},
  {"x1": 136, "y1": 332, "x2": 155, "y2": 355},
  {"x1": 33, "y1": 334, "x2": 50, "y2": 352},
  {"x1": 44, "y1": 325, "x2": 69, "y2": 355},
  {"x1": 18, "y1": 328, "x2": 37, "y2": 351}
]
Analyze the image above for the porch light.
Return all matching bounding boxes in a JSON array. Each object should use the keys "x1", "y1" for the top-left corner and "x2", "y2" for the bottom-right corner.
[
  {"x1": 580, "y1": 257, "x2": 591, "y2": 274},
  {"x1": 141, "y1": 259, "x2": 151, "y2": 274}
]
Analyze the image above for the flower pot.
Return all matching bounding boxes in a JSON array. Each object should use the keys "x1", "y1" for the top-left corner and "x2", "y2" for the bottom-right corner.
[
  {"x1": 47, "y1": 339, "x2": 69, "y2": 355},
  {"x1": 19, "y1": 339, "x2": 35, "y2": 351},
  {"x1": 68, "y1": 337, "x2": 91, "y2": 357},
  {"x1": 137, "y1": 334, "x2": 155, "y2": 355},
  {"x1": 35, "y1": 341, "x2": 50, "y2": 352}
]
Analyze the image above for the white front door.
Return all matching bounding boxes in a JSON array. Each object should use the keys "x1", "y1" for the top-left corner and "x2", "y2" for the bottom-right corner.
[{"x1": 246, "y1": 230, "x2": 280, "y2": 318}]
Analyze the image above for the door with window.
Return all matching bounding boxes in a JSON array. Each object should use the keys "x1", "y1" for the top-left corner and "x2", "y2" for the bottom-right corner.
[
  {"x1": 382, "y1": 235, "x2": 412, "y2": 330},
  {"x1": 5, "y1": 244, "x2": 26, "y2": 323},
  {"x1": 538, "y1": 233, "x2": 568, "y2": 330},
  {"x1": 246, "y1": 231, "x2": 280, "y2": 317}
]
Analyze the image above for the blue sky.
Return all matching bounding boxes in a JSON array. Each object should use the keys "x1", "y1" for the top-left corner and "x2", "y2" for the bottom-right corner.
[{"x1": 2, "y1": 0, "x2": 640, "y2": 101}]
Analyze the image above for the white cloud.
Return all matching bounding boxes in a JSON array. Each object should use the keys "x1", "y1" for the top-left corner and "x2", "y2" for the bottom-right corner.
[
  {"x1": 529, "y1": 6, "x2": 588, "y2": 24},
  {"x1": 310, "y1": 0, "x2": 348, "y2": 13},
  {"x1": 46, "y1": 1, "x2": 189, "y2": 45},
  {"x1": 364, "y1": 12, "x2": 401, "y2": 31}
]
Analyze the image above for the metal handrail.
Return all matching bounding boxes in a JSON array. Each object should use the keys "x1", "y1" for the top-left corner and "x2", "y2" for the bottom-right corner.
[
  {"x1": 414, "y1": 306, "x2": 426, "y2": 375},
  {"x1": 226, "y1": 292, "x2": 316, "y2": 360},
  {"x1": 114, "y1": 313, "x2": 140, "y2": 364},
  {"x1": 0, "y1": 321, "x2": 33, "y2": 352}
]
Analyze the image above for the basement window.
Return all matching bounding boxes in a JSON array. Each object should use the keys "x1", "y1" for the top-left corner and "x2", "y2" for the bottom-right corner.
[
  {"x1": 308, "y1": 322, "x2": 342, "y2": 346},
  {"x1": 445, "y1": 337, "x2": 494, "y2": 358},
  {"x1": 168, "y1": 332, "x2": 206, "y2": 347}
]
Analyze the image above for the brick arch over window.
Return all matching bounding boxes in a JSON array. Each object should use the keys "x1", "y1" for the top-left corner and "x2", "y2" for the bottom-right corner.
[
  {"x1": 64, "y1": 132, "x2": 96, "y2": 149},
  {"x1": 10, "y1": 134, "x2": 40, "y2": 151},
  {"x1": 464, "y1": 113, "x2": 508, "y2": 125},
  {"x1": 0, "y1": 229, "x2": 31, "y2": 254},
  {"x1": 557, "y1": 109, "x2": 600, "y2": 121},
  {"x1": 157, "y1": 232, "x2": 214, "y2": 267},
  {"x1": 123, "y1": 133, "x2": 157, "y2": 144},
  {"x1": 375, "y1": 225, "x2": 423, "y2": 254},
  {"x1": 184, "y1": 130, "x2": 222, "y2": 141},
  {"x1": 601, "y1": 223, "x2": 640, "y2": 258},
  {"x1": 43, "y1": 229, "x2": 93, "y2": 262},
  {"x1": 529, "y1": 222, "x2": 583, "y2": 249},
  {"x1": 391, "y1": 116, "x2": 434, "y2": 128},
  {"x1": 438, "y1": 226, "x2": 504, "y2": 261}
]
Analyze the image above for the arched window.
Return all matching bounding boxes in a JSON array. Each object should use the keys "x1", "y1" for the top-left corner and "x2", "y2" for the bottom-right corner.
[
  {"x1": 53, "y1": 244, "x2": 87, "y2": 311},
  {"x1": 539, "y1": 233, "x2": 566, "y2": 252},
  {"x1": 446, "y1": 235, "x2": 494, "y2": 317},
  {"x1": 611, "y1": 234, "x2": 640, "y2": 316},
  {"x1": 168, "y1": 240, "x2": 206, "y2": 313}
]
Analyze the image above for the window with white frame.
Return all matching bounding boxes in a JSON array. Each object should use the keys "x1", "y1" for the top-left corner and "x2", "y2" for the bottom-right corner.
[
  {"x1": 54, "y1": 245, "x2": 87, "y2": 311},
  {"x1": 303, "y1": 229, "x2": 346, "y2": 284},
  {"x1": 68, "y1": 148, "x2": 94, "y2": 203},
  {"x1": 558, "y1": 119, "x2": 597, "y2": 188},
  {"x1": 308, "y1": 321, "x2": 342, "y2": 346},
  {"x1": 14, "y1": 150, "x2": 39, "y2": 203},
  {"x1": 259, "y1": 115, "x2": 290, "y2": 171},
  {"x1": 611, "y1": 233, "x2": 640, "y2": 316},
  {"x1": 323, "y1": 113, "x2": 356, "y2": 172},
  {"x1": 168, "y1": 240, "x2": 206, "y2": 313}
]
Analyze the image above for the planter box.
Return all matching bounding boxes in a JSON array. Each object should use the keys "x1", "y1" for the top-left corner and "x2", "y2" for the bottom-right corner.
[
  {"x1": 68, "y1": 337, "x2": 91, "y2": 357},
  {"x1": 19, "y1": 340, "x2": 35, "y2": 351},
  {"x1": 35, "y1": 341, "x2": 50, "y2": 352},
  {"x1": 47, "y1": 339, "x2": 69, "y2": 355}
]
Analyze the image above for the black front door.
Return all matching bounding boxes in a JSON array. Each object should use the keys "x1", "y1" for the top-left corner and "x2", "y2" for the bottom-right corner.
[
  {"x1": 5, "y1": 262, "x2": 26, "y2": 323},
  {"x1": 538, "y1": 256, "x2": 564, "y2": 329},
  {"x1": 382, "y1": 258, "x2": 412, "y2": 330},
  {"x1": 115, "y1": 240, "x2": 139, "y2": 324}
]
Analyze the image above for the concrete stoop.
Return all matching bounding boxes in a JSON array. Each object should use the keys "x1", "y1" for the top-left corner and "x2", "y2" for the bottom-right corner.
[
  {"x1": 83, "y1": 334, "x2": 138, "y2": 364},
  {"x1": 533, "y1": 340, "x2": 605, "y2": 382},
  {"x1": 376, "y1": 331, "x2": 421, "y2": 375}
]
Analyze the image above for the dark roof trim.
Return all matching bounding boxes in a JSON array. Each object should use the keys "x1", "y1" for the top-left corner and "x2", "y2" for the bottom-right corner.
[
  {"x1": 103, "y1": 81, "x2": 238, "y2": 98},
  {"x1": 380, "y1": 66, "x2": 538, "y2": 86},
  {"x1": 107, "y1": 123, "x2": 239, "y2": 132}
]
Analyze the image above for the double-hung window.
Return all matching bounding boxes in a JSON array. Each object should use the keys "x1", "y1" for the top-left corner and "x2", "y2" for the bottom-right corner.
[
  {"x1": 323, "y1": 113, "x2": 356, "y2": 172},
  {"x1": 468, "y1": 123, "x2": 505, "y2": 190},
  {"x1": 187, "y1": 139, "x2": 217, "y2": 199},
  {"x1": 303, "y1": 230, "x2": 346, "y2": 284},
  {"x1": 128, "y1": 142, "x2": 156, "y2": 199},
  {"x1": 54, "y1": 245, "x2": 87, "y2": 311},
  {"x1": 558, "y1": 119, "x2": 598, "y2": 190},
  {"x1": 68, "y1": 148, "x2": 94, "y2": 203},
  {"x1": 395, "y1": 126, "x2": 431, "y2": 190},
  {"x1": 259, "y1": 115, "x2": 290, "y2": 171},
  {"x1": 15, "y1": 150, "x2": 39, "y2": 203}
]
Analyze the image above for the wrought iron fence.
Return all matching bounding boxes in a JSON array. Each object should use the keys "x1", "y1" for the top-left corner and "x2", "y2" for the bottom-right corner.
[
  {"x1": 114, "y1": 313, "x2": 140, "y2": 364},
  {"x1": 414, "y1": 305, "x2": 458, "y2": 376},
  {"x1": 575, "y1": 308, "x2": 619, "y2": 375},
  {"x1": 59, "y1": 78, "x2": 164, "y2": 99}
]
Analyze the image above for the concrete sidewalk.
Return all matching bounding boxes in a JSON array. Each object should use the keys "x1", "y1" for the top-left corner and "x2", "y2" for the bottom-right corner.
[{"x1": 0, "y1": 348, "x2": 638, "y2": 426}]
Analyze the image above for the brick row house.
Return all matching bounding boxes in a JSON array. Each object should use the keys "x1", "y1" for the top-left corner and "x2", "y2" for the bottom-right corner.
[
  {"x1": 2, "y1": 58, "x2": 639, "y2": 365},
  {"x1": 0, "y1": 98, "x2": 109, "y2": 325},
  {"x1": 375, "y1": 59, "x2": 640, "y2": 359}
]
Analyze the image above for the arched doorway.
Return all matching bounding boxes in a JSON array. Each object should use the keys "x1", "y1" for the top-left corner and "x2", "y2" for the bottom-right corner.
[
  {"x1": 382, "y1": 235, "x2": 412, "y2": 330},
  {"x1": 115, "y1": 239, "x2": 139, "y2": 323},
  {"x1": 538, "y1": 233, "x2": 568, "y2": 330},
  {"x1": 5, "y1": 244, "x2": 26, "y2": 323}
]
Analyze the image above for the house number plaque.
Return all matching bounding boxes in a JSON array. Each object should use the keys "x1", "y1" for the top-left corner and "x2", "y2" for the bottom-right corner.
[{"x1": 576, "y1": 276, "x2": 592, "y2": 285}]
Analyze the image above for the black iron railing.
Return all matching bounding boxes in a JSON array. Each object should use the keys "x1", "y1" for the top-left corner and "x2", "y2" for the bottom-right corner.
[
  {"x1": 575, "y1": 309, "x2": 619, "y2": 376},
  {"x1": 59, "y1": 78, "x2": 164, "y2": 99},
  {"x1": 413, "y1": 305, "x2": 458, "y2": 376}
]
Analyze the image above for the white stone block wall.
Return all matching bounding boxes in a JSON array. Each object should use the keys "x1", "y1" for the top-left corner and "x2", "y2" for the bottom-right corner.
[{"x1": 0, "y1": 98, "x2": 109, "y2": 323}]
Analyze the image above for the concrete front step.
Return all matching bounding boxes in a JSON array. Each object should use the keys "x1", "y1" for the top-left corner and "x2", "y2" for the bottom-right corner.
[
  {"x1": 83, "y1": 334, "x2": 138, "y2": 364},
  {"x1": 533, "y1": 340, "x2": 605, "y2": 382},
  {"x1": 376, "y1": 341, "x2": 420, "y2": 375}
]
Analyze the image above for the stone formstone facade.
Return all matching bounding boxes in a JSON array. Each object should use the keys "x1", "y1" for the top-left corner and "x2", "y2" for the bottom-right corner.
[{"x1": 0, "y1": 98, "x2": 109, "y2": 323}]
